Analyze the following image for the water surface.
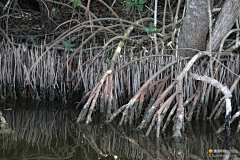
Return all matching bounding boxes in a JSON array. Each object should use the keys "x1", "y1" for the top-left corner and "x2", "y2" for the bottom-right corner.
[{"x1": 0, "y1": 100, "x2": 239, "y2": 160}]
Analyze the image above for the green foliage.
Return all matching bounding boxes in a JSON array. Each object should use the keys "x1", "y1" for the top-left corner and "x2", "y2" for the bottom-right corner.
[
  {"x1": 107, "y1": 12, "x2": 113, "y2": 17},
  {"x1": 142, "y1": 22, "x2": 159, "y2": 34},
  {"x1": 125, "y1": 56, "x2": 131, "y2": 61},
  {"x1": 62, "y1": 40, "x2": 75, "y2": 51},
  {"x1": 14, "y1": 30, "x2": 19, "y2": 34},
  {"x1": 127, "y1": 43, "x2": 132, "y2": 49},
  {"x1": 94, "y1": 49, "x2": 98, "y2": 53},
  {"x1": 126, "y1": 0, "x2": 147, "y2": 11},
  {"x1": 28, "y1": 35, "x2": 39, "y2": 44},
  {"x1": 110, "y1": 51, "x2": 114, "y2": 57},
  {"x1": 58, "y1": 144, "x2": 68, "y2": 154},
  {"x1": 52, "y1": 8, "x2": 60, "y2": 15},
  {"x1": 72, "y1": 0, "x2": 82, "y2": 7}
]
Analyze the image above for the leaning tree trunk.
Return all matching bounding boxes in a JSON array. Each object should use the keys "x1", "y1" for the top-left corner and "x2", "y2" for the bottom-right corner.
[
  {"x1": 208, "y1": 0, "x2": 240, "y2": 51},
  {"x1": 178, "y1": 0, "x2": 211, "y2": 57}
]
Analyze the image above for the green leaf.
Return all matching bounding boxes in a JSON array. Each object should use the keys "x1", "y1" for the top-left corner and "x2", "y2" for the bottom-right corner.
[
  {"x1": 14, "y1": 30, "x2": 19, "y2": 34},
  {"x1": 58, "y1": 144, "x2": 68, "y2": 154},
  {"x1": 62, "y1": 40, "x2": 75, "y2": 51},
  {"x1": 149, "y1": 22, "x2": 154, "y2": 31},
  {"x1": 134, "y1": 0, "x2": 138, "y2": 4},
  {"x1": 139, "y1": 0, "x2": 147, "y2": 4},
  {"x1": 142, "y1": 27, "x2": 150, "y2": 33},
  {"x1": 152, "y1": 30, "x2": 160, "y2": 33},
  {"x1": 73, "y1": 0, "x2": 81, "y2": 7},
  {"x1": 34, "y1": 39, "x2": 39, "y2": 44},
  {"x1": 126, "y1": 1, "x2": 135, "y2": 6},
  {"x1": 137, "y1": 4, "x2": 143, "y2": 10},
  {"x1": 62, "y1": 40, "x2": 70, "y2": 46},
  {"x1": 104, "y1": 60, "x2": 108, "y2": 64},
  {"x1": 107, "y1": 12, "x2": 113, "y2": 17},
  {"x1": 52, "y1": 8, "x2": 60, "y2": 15},
  {"x1": 110, "y1": 52, "x2": 114, "y2": 57}
]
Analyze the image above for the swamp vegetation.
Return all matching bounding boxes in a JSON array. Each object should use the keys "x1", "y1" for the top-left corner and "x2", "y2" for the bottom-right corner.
[{"x1": 0, "y1": 0, "x2": 240, "y2": 140}]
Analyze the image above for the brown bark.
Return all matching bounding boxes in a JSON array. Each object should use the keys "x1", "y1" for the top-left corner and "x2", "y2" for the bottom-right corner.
[
  {"x1": 38, "y1": 0, "x2": 53, "y2": 33},
  {"x1": 178, "y1": 0, "x2": 210, "y2": 57}
]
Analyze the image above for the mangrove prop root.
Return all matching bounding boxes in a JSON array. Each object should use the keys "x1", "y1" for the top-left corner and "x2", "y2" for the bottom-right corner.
[
  {"x1": 107, "y1": 59, "x2": 186, "y2": 124},
  {"x1": 173, "y1": 82, "x2": 184, "y2": 137},
  {"x1": 209, "y1": 97, "x2": 224, "y2": 120},
  {"x1": 162, "y1": 102, "x2": 178, "y2": 132},
  {"x1": 146, "y1": 91, "x2": 179, "y2": 137},
  {"x1": 209, "y1": 75, "x2": 240, "y2": 120},
  {"x1": 100, "y1": 93, "x2": 105, "y2": 113},
  {"x1": 190, "y1": 73, "x2": 232, "y2": 137},
  {"x1": 143, "y1": 78, "x2": 169, "y2": 116},
  {"x1": 136, "y1": 89, "x2": 147, "y2": 119},
  {"x1": 86, "y1": 70, "x2": 113, "y2": 124},
  {"x1": 76, "y1": 83, "x2": 100, "y2": 122},
  {"x1": 216, "y1": 109, "x2": 240, "y2": 134},
  {"x1": 237, "y1": 121, "x2": 240, "y2": 132},
  {"x1": 130, "y1": 100, "x2": 139, "y2": 125},
  {"x1": 214, "y1": 102, "x2": 225, "y2": 119},
  {"x1": 172, "y1": 51, "x2": 211, "y2": 137},
  {"x1": 138, "y1": 81, "x2": 176, "y2": 130},
  {"x1": 77, "y1": 70, "x2": 112, "y2": 123},
  {"x1": 187, "y1": 84, "x2": 202, "y2": 121}
]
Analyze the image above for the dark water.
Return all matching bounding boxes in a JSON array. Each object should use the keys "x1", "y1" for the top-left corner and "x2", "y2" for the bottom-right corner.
[{"x1": 0, "y1": 100, "x2": 240, "y2": 160}]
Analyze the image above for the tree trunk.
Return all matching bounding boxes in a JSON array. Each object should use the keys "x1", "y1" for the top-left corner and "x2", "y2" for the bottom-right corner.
[
  {"x1": 178, "y1": 0, "x2": 240, "y2": 57},
  {"x1": 38, "y1": 0, "x2": 53, "y2": 33},
  {"x1": 178, "y1": 0, "x2": 210, "y2": 57},
  {"x1": 208, "y1": 0, "x2": 240, "y2": 51}
]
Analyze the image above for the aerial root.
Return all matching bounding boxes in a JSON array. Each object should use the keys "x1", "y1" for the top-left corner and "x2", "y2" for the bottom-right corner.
[
  {"x1": 209, "y1": 75, "x2": 240, "y2": 120},
  {"x1": 107, "y1": 53, "x2": 213, "y2": 137},
  {"x1": 216, "y1": 109, "x2": 240, "y2": 134},
  {"x1": 137, "y1": 81, "x2": 176, "y2": 130},
  {"x1": 106, "y1": 75, "x2": 171, "y2": 124},
  {"x1": 76, "y1": 70, "x2": 112, "y2": 123},
  {"x1": 190, "y1": 73, "x2": 233, "y2": 137},
  {"x1": 186, "y1": 83, "x2": 202, "y2": 121},
  {"x1": 107, "y1": 54, "x2": 200, "y2": 137},
  {"x1": 77, "y1": 51, "x2": 238, "y2": 137},
  {"x1": 143, "y1": 80, "x2": 166, "y2": 117},
  {"x1": 237, "y1": 121, "x2": 240, "y2": 132},
  {"x1": 145, "y1": 91, "x2": 179, "y2": 137},
  {"x1": 162, "y1": 102, "x2": 178, "y2": 131}
]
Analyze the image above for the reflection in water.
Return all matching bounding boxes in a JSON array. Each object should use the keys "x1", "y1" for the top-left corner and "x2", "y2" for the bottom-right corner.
[{"x1": 0, "y1": 100, "x2": 239, "y2": 160}]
